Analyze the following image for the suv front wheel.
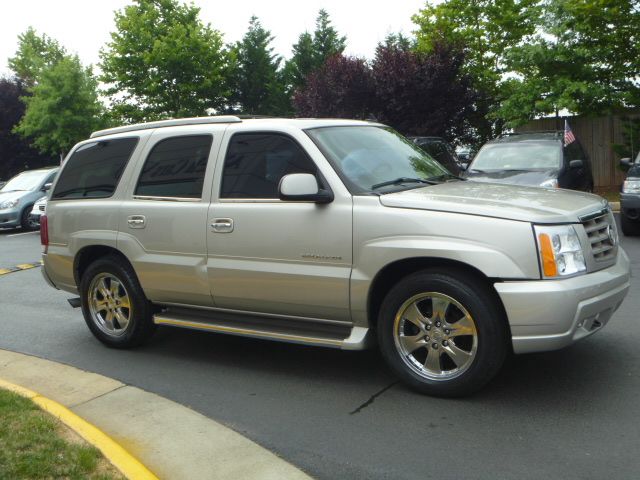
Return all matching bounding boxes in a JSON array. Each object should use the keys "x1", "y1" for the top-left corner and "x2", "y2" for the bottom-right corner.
[
  {"x1": 80, "y1": 255, "x2": 156, "y2": 348},
  {"x1": 377, "y1": 269, "x2": 508, "y2": 397}
]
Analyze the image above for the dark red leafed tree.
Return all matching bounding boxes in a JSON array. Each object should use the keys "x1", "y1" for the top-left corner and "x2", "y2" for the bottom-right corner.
[
  {"x1": 371, "y1": 41, "x2": 476, "y2": 139},
  {"x1": 0, "y1": 78, "x2": 52, "y2": 179},
  {"x1": 292, "y1": 54, "x2": 374, "y2": 119}
]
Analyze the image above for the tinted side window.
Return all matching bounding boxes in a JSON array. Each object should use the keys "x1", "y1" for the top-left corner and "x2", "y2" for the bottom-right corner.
[
  {"x1": 221, "y1": 133, "x2": 317, "y2": 199},
  {"x1": 52, "y1": 138, "x2": 138, "y2": 199},
  {"x1": 135, "y1": 135, "x2": 213, "y2": 199}
]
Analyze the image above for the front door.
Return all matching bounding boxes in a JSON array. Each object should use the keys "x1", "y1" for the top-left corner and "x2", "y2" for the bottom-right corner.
[{"x1": 206, "y1": 131, "x2": 352, "y2": 321}]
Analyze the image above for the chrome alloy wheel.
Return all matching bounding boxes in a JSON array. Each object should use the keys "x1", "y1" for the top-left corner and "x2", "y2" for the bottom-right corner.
[
  {"x1": 87, "y1": 273, "x2": 132, "y2": 337},
  {"x1": 393, "y1": 292, "x2": 478, "y2": 381}
]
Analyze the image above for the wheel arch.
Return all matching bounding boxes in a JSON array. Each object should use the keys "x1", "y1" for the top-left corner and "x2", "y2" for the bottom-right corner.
[
  {"x1": 366, "y1": 257, "x2": 510, "y2": 336},
  {"x1": 74, "y1": 245, "x2": 134, "y2": 286}
]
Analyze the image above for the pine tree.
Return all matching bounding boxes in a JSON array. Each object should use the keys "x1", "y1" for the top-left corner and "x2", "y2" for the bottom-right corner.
[
  {"x1": 231, "y1": 16, "x2": 287, "y2": 115},
  {"x1": 285, "y1": 9, "x2": 347, "y2": 90}
]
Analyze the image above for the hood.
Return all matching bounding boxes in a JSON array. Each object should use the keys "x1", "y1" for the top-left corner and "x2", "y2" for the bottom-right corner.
[
  {"x1": 379, "y1": 181, "x2": 607, "y2": 223},
  {"x1": 0, "y1": 190, "x2": 28, "y2": 205},
  {"x1": 463, "y1": 169, "x2": 557, "y2": 187}
]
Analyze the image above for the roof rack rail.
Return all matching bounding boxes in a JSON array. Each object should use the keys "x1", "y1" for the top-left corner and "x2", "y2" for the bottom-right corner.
[{"x1": 90, "y1": 116, "x2": 243, "y2": 139}]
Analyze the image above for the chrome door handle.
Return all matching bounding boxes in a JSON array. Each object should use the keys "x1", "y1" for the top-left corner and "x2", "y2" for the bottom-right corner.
[
  {"x1": 211, "y1": 218, "x2": 234, "y2": 233},
  {"x1": 127, "y1": 215, "x2": 146, "y2": 229}
]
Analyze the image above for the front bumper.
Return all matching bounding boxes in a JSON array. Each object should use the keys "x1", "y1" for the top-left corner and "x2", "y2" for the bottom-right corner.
[
  {"x1": 0, "y1": 208, "x2": 20, "y2": 228},
  {"x1": 495, "y1": 249, "x2": 631, "y2": 354},
  {"x1": 29, "y1": 210, "x2": 43, "y2": 226}
]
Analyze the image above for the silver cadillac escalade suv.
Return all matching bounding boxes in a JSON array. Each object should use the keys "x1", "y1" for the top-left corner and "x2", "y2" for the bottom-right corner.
[{"x1": 41, "y1": 117, "x2": 631, "y2": 396}]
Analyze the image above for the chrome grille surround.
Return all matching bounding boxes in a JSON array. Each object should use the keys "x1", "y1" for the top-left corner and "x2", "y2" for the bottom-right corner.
[{"x1": 579, "y1": 207, "x2": 618, "y2": 268}]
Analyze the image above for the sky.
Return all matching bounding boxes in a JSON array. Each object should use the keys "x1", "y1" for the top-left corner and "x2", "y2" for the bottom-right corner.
[{"x1": 0, "y1": 0, "x2": 427, "y2": 76}]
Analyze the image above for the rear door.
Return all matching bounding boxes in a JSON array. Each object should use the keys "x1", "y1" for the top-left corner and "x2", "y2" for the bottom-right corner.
[
  {"x1": 206, "y1": 128, "x2": 353, "y2": 321},
  {"x1": 117, "y1": 126, "x2": 225, "y2": 307}
]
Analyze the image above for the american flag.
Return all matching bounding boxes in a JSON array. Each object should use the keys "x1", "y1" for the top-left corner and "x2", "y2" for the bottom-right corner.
[{"x1": 564, "y1": 120, "x2": 576, "y2": 146}]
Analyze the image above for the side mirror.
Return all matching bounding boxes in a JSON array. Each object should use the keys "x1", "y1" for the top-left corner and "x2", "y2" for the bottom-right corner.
[
  {"x1": 620, "y1": 158, "x2": 632, "y2": 168},
  {"x1": 569, "y1": 160, "x2": 583, "y2": 169},
  {"x1": 42, "y1": 183, "x2": 52, "y2": 192},
  {"x1": 278, "y1": 173, "x2": 333, "y2": 203}
]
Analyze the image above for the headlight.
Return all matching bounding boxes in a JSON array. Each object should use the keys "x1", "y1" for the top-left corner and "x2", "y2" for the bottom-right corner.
[
  {"x1": 622, "y1": 179, "x2": 640, "y2": 194},
  {"x1": 0, "y1": 199, "x2": 19, "y2": 210},
  {"x1": 540, "y1": 178, "x2": 559, "y2": 188},
  {"x1": 534, "y1": 225, "x2": 586, "y2": 278}
]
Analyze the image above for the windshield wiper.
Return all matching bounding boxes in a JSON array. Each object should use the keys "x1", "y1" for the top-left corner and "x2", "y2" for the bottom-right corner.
[{"x1": 371, "y1": 177, "x2": 438, "y2": 190}]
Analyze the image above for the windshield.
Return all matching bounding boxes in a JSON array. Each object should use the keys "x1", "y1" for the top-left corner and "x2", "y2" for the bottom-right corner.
[
  {"x1": 307, "y1": 126, "x2": 450, "y2": 193},
  {"x1": 469, "y1": 143, "x2": 561, "y2": 171},
  {"x1": 0, "y1": 170, "x2": 50, "y2": 192}
]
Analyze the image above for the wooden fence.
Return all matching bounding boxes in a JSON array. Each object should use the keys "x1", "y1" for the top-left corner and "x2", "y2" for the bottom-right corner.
[{"x1": 515, "y1": 112, "x2": 639, "y2": 190}]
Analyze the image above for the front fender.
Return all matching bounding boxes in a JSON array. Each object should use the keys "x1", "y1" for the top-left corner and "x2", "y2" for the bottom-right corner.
[{"x1": 350, "y1": 234, "x2": 539, "y2": 327}]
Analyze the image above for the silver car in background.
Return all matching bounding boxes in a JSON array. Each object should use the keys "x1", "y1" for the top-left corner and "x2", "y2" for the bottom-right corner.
[{"x1": 0, "y1": 168, "x2": 58, "y2": 230}]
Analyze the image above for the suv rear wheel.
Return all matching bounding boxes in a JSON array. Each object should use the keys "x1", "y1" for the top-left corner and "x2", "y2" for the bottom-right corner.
[
  {"x1": 377, "y1": 269, "x2": 508, "y2": 397},
  {"x1": 80, "y1": 255, "x2": 156, "y2": 348}
]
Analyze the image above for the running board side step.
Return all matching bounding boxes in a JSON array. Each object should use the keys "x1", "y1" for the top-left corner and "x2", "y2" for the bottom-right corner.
[{"x1": 153, "y1": 308, "x2": 372, "y2": 350}]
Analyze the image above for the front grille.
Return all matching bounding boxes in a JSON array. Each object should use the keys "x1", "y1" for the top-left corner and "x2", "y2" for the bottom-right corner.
[{"x1": 582, "y1": 211, "x2": 617, "y2": 263}]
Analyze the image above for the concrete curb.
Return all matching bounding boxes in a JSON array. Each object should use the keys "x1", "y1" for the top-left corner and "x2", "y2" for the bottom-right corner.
[
  {"x1": 0, "y1": 349, "x2": 312, "y2": 480},
  {"x1": 0, "y1": 377, "x2": 158, "y2": 480}
]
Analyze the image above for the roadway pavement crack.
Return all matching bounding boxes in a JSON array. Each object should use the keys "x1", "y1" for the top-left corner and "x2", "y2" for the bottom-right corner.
[
  {"x1": 349, "y1": 381, "x2": 398, "y2": 415},
  {"x1": 69, "y1": 384, "x2": 127, "y2": 409}
]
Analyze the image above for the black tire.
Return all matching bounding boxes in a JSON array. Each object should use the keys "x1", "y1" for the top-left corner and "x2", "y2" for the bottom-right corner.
[
  {"x1": 377, "y1": 269, "x2": 508, "y2": 397},
  {"x1": 20, "y1": 206, "x2": 37, "y2": 230},
  {"x1": 80, "y1": 255, "x2": 156, "y2": 348},
  {"x1": 621, "y1": 213, "x2": 640, "y2": 236}
]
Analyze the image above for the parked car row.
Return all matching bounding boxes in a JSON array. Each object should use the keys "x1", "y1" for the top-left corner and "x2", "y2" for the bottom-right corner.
[{"x1": 0, "y1": 128, "x2": 636, "y2": 238}]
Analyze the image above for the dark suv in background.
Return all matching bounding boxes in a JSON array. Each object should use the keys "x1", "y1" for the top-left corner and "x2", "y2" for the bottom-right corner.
[
  {"x1": 462, "y1": 132, "x2": 594, "y2": 192},
  {"x1": 620, "y1": 153, "x2": 640, "y2": 236}
]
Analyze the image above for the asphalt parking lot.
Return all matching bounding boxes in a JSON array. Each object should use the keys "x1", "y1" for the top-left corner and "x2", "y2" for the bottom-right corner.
[{"x1": 0, "y1": 222, "x2": 638, "y2": 480}]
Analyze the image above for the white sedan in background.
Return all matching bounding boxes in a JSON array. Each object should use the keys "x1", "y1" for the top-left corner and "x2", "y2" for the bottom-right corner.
[{"x1": 28, "y1": 196, "x2": 47, "y2": 228}]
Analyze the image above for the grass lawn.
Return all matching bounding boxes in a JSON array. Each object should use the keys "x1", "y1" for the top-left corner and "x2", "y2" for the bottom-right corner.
[{"x1": 0, "y1": 388, "x2": 124, "y2": 480}]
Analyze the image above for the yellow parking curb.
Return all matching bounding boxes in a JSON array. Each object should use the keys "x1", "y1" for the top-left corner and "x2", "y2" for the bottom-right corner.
[
  {"x1": 0, "y1": 261, "x2": 42, "y2": 276},
  {"x1": 0, "y1": 378, "x2": 159, "y2": 480}
]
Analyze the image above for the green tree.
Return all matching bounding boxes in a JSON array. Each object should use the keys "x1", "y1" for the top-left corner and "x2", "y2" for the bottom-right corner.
[
  {"x1": 312, "y1": 9, "x2": 347, "y2": 65},
  {"x1": 285, "y1": 9, "x2": 347, "y2": 90},
  {"x1": 14, "y1": 56, "x2": 104, "y2": 160},
  {"x1": 413, "y1": 0, "x2": 541, "y2": 141},
  {"x1": 99, "y1": 0, "x2": 233, "y2": 123},
  {"x1": 8, "y1": 27, "x2": 66, "y2": 87},
  {"x1": 500, "y1": 0, "x2": 640, "y2": 125},
  {"x1": 230, "y1": 16, "x2": 288, "y2": 115},
  {"x1": 284, "y1": 32, "x2": 315, "y2": 90}
]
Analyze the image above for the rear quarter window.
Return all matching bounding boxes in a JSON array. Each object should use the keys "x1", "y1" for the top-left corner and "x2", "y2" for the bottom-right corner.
[{"x1": 52, "y1": 137, "x2": 138, "y2": 199}]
